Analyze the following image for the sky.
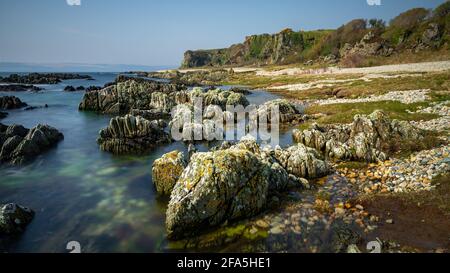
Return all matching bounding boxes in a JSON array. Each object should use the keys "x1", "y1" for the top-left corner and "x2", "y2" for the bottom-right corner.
[{"x1": 0, "y1": 0, "x2": 446, "y2": 68}]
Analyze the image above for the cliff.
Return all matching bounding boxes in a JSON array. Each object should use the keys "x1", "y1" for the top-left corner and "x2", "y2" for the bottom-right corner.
[{"x1": 181, "y1": 2, "x2": 450, "y2": 68}]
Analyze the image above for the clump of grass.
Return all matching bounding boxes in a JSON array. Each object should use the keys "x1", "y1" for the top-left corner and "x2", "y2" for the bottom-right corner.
[{"x1": 381, "y1": 131, "x2": 447, "y2": 158}]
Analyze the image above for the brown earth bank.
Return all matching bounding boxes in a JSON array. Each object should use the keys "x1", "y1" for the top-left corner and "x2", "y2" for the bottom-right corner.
[{"x1": 358, "y1": 175, "x2": 450, "y2": 253}]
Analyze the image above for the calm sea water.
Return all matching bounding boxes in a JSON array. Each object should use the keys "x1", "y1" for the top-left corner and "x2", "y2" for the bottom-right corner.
[{"x1": 0, "y1": 72, "x2": 290, "y2": 253}]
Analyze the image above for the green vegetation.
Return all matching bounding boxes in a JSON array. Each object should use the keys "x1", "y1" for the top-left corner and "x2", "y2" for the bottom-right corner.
[{"x1": 304, "y1": 101, "x2": 438, "y2": 125}]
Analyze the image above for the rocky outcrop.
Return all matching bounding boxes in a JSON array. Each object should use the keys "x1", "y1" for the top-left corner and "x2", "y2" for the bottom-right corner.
[
  {"x1": 293, "y1": 110, "x2": 423, "y2": 163},
  {"x1": 0, "y1": 203, "x2": 34, "y2": 235},
  {"x1": 257, "y1": 99, "x2": 305, "y2": 124},
  {"x1": 97, "y1": 114, "x2": 170, "y2": 154},
  {"x1": 190, "y1": 88, "x2": 249, "y2": 109},
  {"x1": 152, "y1": 150, "x2": 187, "y2": 195},
  {"x1": 79, "y1": 79, "x2": 185, "y2": 114},
  {"x1": 340, "y1": 32, "x2": 393, "y2": 58},
  {"x1": 0, "y1": 84, "x2": 43, "y2": 92},
  {"x1": 0, "y1": 96, "x2": 28, "y2": 110},
  {"x1": 274, "y1": 144, "x2": 331, "y2": 179},
  {"x1": 0, "y1": 73, "x2": 93, "y2": 84},
  {"x1": 165, "y1": 139, "x2": 330, "y2": 239},
  {"x1": 0, "y1": 123, "x2": 64, "y2": 165}
]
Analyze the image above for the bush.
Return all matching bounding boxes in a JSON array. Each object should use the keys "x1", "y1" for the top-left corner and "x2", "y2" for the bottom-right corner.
[
  {"x1": 390, "y1": 8, "x2": 430, "y2": 29},
  {"x1": 433, "y1": 1, "x2": 450, "y2": 18}
]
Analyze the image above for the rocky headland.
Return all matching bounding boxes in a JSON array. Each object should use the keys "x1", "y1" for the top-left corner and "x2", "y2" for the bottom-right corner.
[{"x1": 0, "y1": 73, "x2": 93, "y2": 84}]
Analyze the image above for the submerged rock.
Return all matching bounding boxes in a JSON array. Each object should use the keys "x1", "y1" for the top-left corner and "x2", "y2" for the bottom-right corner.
[
  {"x1": 293, "y1": 110, "x2": 422, "y2": 162},
  {"x1": 0, "y1": 203, "x2": 35, "y2": 235},
  {"x1": 0, "y1": 123, "x2": 64, "y2": 165},
  {"x1": 152, "y1": 150, "x2": 187, "y2": 195},
  {"x1": 0, "y1": 96, "x2": 28, "y2": 110},
  {"x1": 97, "y1": 114, "x2": 170, "y2": 154}
]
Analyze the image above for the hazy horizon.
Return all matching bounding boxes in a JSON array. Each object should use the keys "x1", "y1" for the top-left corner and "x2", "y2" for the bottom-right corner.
[{"x1": 0, "y1": 0, "x2": 446, "y2": 69}]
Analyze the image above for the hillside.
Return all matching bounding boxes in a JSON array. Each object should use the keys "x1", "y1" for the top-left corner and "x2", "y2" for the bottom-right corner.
[{"x1": 181, "y1": 2, "x2": 450, "y2": 68}]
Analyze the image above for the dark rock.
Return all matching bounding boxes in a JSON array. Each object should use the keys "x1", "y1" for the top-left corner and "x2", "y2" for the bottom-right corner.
[
  {"x1": 0, "y1": 123, "x2": 64, "y2": 165},
  {"x1": 0, "y1": 112, "x2": 7, "y2": 119},
  {"x1": 0, "y1": 96, "x2": 28, "y2": 110},
  {"x1": 97, "y1": 114, "x2": 171, "y2": 154},
  {"x1": 0, "y1": 84, "x2": 43, "y2": 92},
  {"x1": 0, "y1": 73, "x2": 93, "y2": 84},
  {"x1": 0, "y1": 203, "x2": 34, "y2": 235},
  {"x1": 64, "y1": 86, "x2": 76, "y2": 92},
  {"x1": 76, "y1": 86, "x2": 85, "y2": 91}
]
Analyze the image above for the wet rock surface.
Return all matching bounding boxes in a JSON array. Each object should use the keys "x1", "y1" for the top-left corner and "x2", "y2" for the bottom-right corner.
[
  {"x1": 0, "y1": 203, "x2": 35, "y2": 235},
  {"x1": 0, "y1": 123, "x2": 64, "y2": 165},
  {"x1": 0, "y1": 96, "x2": 28, "y2": 110},
  {"x1": 0, "y1": 73, "x2": 93, "y2": 84},
  {"x1": 97, "y1": 114, "x2": 171, "y2": 154},
  {"x1": 0, "y1": 84, "x2": 43, "y2": 92}
]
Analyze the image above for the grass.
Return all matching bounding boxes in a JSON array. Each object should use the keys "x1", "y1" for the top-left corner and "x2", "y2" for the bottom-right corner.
[
  {"x1": 381, "y1": 131, "x2": 447, "y2": 158},
  {"x1": 304, "y1": 100, "x2": 438, "y2": 125}
]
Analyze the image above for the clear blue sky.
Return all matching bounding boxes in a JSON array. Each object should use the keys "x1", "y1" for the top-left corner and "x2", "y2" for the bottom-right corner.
[{"x1": 0, "y1": 0, "x2": 446, "y2": 66}]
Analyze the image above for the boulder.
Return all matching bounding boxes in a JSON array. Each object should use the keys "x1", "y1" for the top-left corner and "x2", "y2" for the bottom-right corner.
[
  {"x1": 64, "y1": 86, "x2": 76, "y2": 92},
  {"x1": 165, "y1": 139, "x2": 328, "y2": 239},
  {"x1": 152, "y1": 150, "x2": 187, "y2": 195},
  {"x1": 0, "y1": 96, "x2": 28, "y2": 110},
  {"x1": 0, "y1": 123, "x2": 64, "y2": 165},
  {"x1": 0, "y1": 203, "x2": 34, "y2": 234},
  {"x1": 293, "y1": 110, "x2": 422, "y2": 162},
  {"x1": 274, "y1": 144, "x2": 332, "y2": 179},
  {"x1": 97, "y1": 114, "x2": 170, "y2": 154},
  {"x1": 257, "y1": 99, "x2": 305, "y2": 124}
]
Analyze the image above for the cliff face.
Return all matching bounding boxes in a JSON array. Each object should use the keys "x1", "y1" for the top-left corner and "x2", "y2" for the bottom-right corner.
[
  {"x1": 181, "y1": 29, "x2": 331, "y2": 68},
  {"x1": 181, "y1": 2, "x2": 450, "y2": 68}
]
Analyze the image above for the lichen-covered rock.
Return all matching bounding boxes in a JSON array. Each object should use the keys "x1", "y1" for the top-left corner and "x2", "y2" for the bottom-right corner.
[
  {"x1": 98, "y1": 114, "x2": 170, "y2": 154},
  {"x1": 0, "y1": 96, "x2": 28, "y2": 110},
  {"x1": 79, "y1": 79, "x2": 185, "y2": 114},
  {"x1": 0, "y1": 123, "x2": 64, "y2": 165},
  {"x1": 0, "y1": 203, "x2": 34, "y2": 234},
  {"x1": 152, "y1": 150, "x2": 187, "y2": 195},
  {"x1": 190, "y1": 87, "x2": 249, "y2": 109},
  {"x1": 293, "y1": 110, "x2": 423, "y2": 162},
  {"x1": 166, "y1": 148, "x2": 271, "y2": 239},
  {"x1": 165, "y1": 138, "x2": 329, "y2": 239},
  {"x1": 274, "y1": 144, "x2": 332, "y2": 179},
  {"x1": 257, "y1": 99, "x2": 304, "y2": 124}
]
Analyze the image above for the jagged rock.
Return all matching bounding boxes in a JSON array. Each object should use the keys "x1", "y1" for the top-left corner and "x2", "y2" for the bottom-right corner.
[
  {"x1": 79, "y1": 79, "x2": 185, "y2": 114},
  {"x1": 64, "y1": 86, "x2": 76, "y2": 92},
  {"x1": 0, "y1": 203, "x2": 34, "y2": 235},
  {"x1": 0, "y1": 84, "x2": 43, "y2": 92},
  {"x1": 293, "y1": 110, "x2": 422, "y2": 162},
  {"x1": 340, "y1": 31, "x2": 393, "y2": 58},
  {"x1": 129, "y1": 108, "x2": 170, "y2": 121},
  {"x1": 190, "y1": 88, "x2": 249, "y2": 109},
  {"x1": 165, "y1": 139, "x2": 327, "y2": 239},
  {"x1": 97, "y1": 114, "x2": 170, "y2": 154},
  {"x1": 0, "y1": 73, "x2": 92, "y2": 84},
  {"x1": 274, "y1": 144, "x2": 332, "y2": 179},
  {"x1": 257, "y1": 99, "x2": 304, "y2": 124},
  {"x1": 0, "y1": 123, "x2": 64, "y2": 165},
  {"x1": 152, "y1": 151, "x2": 187, "y2": 195},
  {"x1": 0, "y1": 96, "x2": 28, "y2": 110}
]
